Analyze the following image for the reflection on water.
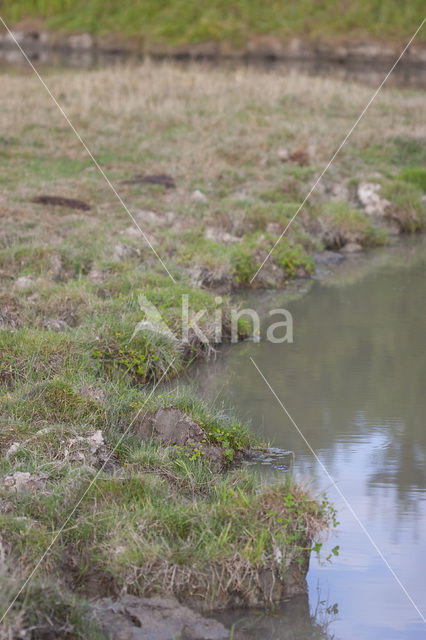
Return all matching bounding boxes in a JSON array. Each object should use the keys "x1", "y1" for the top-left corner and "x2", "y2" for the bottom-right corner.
[
  {"x1": 187, "y1": 238, "x2": 426, "y2": 639},
  {"x1": 0, "y1": 48, "x2": 425, "y2": 89},
  {"x1": 214, "y1": 593, "x2": 337, "y2": 639}
]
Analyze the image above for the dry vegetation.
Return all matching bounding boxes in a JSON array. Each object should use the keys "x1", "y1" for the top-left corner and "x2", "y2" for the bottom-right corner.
[{"x1": 0, "y1": 61, "x2": 425, "y2": 638}]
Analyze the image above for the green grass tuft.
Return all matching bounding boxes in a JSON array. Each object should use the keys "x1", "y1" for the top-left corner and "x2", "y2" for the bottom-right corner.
[
  {"x1": 398, "y1": 167, "x2": 426, "y2": 193},
  {"x1": 384, "y1": 179, "x2": 425, "y2": 232}
]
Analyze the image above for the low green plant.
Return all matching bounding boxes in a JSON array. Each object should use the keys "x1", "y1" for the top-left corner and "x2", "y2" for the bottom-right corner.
[
  {"x1": 9, "y1": 379, "x2": 104, "y2": 425},
  {"x1": 360, "y1": 138, "x2": 426, "y2": 170},
  {"x1": 230, "y1": 242, "x2": 258, "y2": 285},
  {"x1": 275, "y1": 238, "x2": 315, "y2": 277},
  {"x1": 384, "y1": 179, "x2": 425, "y2": 232},
  {"x1": 0, "y1": 329, "x2": 83, "y2": 389},
  {"x1": 92, "y1": 334, "x2": 182, "y2": 385},
  {"x1": 398, "y1": 167, "x2": 426, "y2": 193}
]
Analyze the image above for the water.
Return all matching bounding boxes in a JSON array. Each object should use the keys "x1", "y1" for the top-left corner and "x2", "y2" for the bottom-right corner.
[
  {"x1": 186, "y1": 239, "x2": 426, "y2": 639},
  {"x1": 1, "y1": 48, "x2": 425, "y2": 90}
]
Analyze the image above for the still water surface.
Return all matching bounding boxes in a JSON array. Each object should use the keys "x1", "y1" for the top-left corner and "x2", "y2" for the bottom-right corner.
[{"x1": 187, "y1": 239, "x2": 426, "y2": 639}]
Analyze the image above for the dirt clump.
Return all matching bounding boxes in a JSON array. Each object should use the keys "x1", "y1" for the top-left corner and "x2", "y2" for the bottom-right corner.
[
  {"x1": 123, "y1": 173, "x2": 176, "y2": 188},
  {"x1": 1, "y1": 471, "x2": 48, "y2": 494},
  {"x1": 31, "y1": 195, "x2": 91, "y2": 211},
  {"x1": 95, "y1": 595, "x2": 229, "y2": 640},
  {"x1": 134, "y1": 408, "x2": 226, "y2": 466}
]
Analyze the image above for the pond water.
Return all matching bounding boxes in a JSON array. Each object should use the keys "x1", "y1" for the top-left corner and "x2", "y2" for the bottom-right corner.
[
  {"x1": 1, "y1": 48, "x2": 425, "y2": 90},
  {"x1": 185, "y1": 238, "x2": 426, "y2": 639}
]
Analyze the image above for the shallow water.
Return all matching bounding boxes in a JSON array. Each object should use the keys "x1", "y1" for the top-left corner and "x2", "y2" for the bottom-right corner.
[
  {"x1": 1, "y1": 50, "x2": 425, "y2": 90},
  {"x1": 187, "y1": 238, "x2": 426, "y2": 639}
]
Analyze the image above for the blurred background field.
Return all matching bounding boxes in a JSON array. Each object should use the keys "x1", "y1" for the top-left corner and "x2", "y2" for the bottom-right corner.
[{"x1": 2, "y1": 0, "x2": 426, "y2": 44}]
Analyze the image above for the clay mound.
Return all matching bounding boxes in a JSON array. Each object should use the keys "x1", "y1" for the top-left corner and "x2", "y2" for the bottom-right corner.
[
  {"x1": 134, "y1": 407, "x2": 225, "y2": 466},
  {"x1": 95, "y1": 595, "x2": 229, "y2": 640}
]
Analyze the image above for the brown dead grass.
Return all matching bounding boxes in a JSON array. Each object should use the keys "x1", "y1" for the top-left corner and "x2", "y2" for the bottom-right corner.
[{"x1": 1, "y1": 63, "x2": 424, "y2": 183}]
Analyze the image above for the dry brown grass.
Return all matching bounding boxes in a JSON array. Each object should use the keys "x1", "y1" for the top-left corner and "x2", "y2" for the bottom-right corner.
[
  {"x1": 0, "y1": 61, "x2": 423, "y2": 301},
  {"x1": 1, "y1": 63, "x2": 424, "y2": 168}
]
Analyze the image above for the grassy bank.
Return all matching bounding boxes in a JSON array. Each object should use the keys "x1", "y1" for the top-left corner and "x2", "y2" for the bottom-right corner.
[
  {"x1": 0, "y1": 62, "x2": 424, "y2": 336},
  {"x1": 0, "y1": 372, "x2": 335, "y2": 637},
  {"x1": 0, "y1": 61, "x2": 425, "y2": 637},
  {"x1": 3, "y1": 0, "x2": 426, "y2": 44}
]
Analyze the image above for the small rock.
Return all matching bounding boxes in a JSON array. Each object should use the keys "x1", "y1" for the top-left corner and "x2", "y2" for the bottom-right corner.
[
  {"x1": 63, "y1": 429, "x2": 114, "y2": 470},
  {"x1": 87, "y1": 430, "x2": 105, "y2": 455},
  {"x1": 132, "y1": 209, "x2": 177, "y2": 230},
  {"x1": 357, "y1": 182, "x2": 390, "y2": 216},
  {"x1": 329, "y1": 182, "x2": 349, "y2": 202},
  {"x1": 0, "y1": 499, "x2": 14, "y2": 514},
  {"x1": 135, "y1": 209, "x2": 163, "y2": 226},
  {"x1": 79, "y1": 385, "x2": 107, "y2": 406},
  {"x1": 5, "y1": 442, "x2": 20, "y2": 458},
  {"x1": 48, "y1": 253, "x2": 64, "y2": 282},
  {"x1": 43, "y1": 318, "x2": 69, "y2": 332},
  {"x1": 205, "y1": 227, "x2": 240, "y2": 243},
  {"x1": 287, "y1": 37, "x2": 316, "y2": 58},
  {"x1": 265, "y1": 221, "x2": 282, "y2": 235},
  {"x1": 134, "y1": 408, "x2": 225, "y2": 466},
  {"x1": 1, "y1": 472, "x2": 48, "y2": 493},
  {"x1": 94, "y1": 595, "x2": 229, "y2": 640},
  {"x1": 122, "y1": 225, "x2": 142, "y2": 237},
  {"x1": 0, "y1": 306, "x2": 23, "y2": 329},
  {"x1": 340, "y1": 242, "x2": 363, "y2": 254},
  {"x1": 230, "y1": 190, "x2": 251, "y2": 203},
  {"x1": 67, "y1": 33, "x2": 93, "y2": 51},
  {"x1": 0, "y1": 537, "x2": 8, "y2": 565},
  {"x1": 14, "y1": 276, "x2": 33, "y2": 291},
  {"x1": 88, "y1": 268, "x2": 107, "y2": 284},
  {"x1": 113, "y1": 243, "x2": 141, "y2": 261},
  {"x1": 190, "y1": 189, "x2": 208, "y2": 203},
  {"x1": 150, "y1": 408, "x2": 205, "y2": 446},
  {"x1": 277, "y1": 148, "x2": 290, "y2": 162}
]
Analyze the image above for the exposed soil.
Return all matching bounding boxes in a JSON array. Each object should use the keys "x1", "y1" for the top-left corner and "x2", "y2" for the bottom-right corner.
[
  {"x1": 123, "y1": 174, "x2": 176, "y2": 189},
  {"x1": 94, "y1": 595, "x2": 229, "y2": 640},
  {"x1": 31, "y1": 195, "x2": 91, "y2": 210}
]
